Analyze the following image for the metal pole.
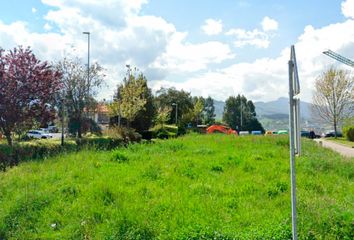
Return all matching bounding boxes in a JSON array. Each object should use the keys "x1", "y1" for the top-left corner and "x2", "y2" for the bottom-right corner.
[
  {"x1": 83, "y1": 32, "x2": 90, "y2": 101},
  {"x1": 288, "y1": 60, "x2": 298, "y2": 240},
  {"x1": 61, "y1": 97, "x2": 65, "y2": 146},
  {"x1": 240, "y1": 99, "x2": 243, "y2": 131},
  {"x1": 87, "y1": 33, "x2": 90, "y2": 94}
]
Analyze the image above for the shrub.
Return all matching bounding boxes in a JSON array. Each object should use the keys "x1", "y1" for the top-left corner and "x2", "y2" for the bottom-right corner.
[
  {"x1": 104, "y1": 127, "x2": 141, "y2": 143},
  {"x1": 150, "y1": 125, "x2": 177, "y2": 139},
  {"x1": 343, "y1": 126, "x2": 354, "y2": 141},
  {"x1": 0, "y1": 140, "x2": 78, "y2": 171}
]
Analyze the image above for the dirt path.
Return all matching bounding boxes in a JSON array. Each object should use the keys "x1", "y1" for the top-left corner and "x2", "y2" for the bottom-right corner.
[{"x1": 314, "y1": 138, "x2": 354, "y2": 158}]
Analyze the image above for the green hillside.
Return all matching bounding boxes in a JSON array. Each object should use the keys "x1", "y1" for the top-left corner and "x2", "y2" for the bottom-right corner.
[{"x1": 0, "y1": 134, "x2": 353, "y2": 239}]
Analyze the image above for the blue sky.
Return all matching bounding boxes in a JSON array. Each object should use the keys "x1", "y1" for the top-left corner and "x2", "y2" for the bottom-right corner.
[{"x1": 1, "y1": 0, "x2": 353, "y2": 102}]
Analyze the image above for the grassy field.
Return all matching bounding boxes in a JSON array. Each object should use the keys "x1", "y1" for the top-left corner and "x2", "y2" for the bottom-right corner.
[
  {"x1": 327, "y1": 137, "x2": 354, "y2": 148},
  {"x1": 0, "y1": 134, "x2": 353, "y2": 239}
]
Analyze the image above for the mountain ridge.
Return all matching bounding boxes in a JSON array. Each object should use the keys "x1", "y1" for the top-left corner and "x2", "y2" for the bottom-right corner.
[{"x1": 213, "y1": 97, "x2": 312, "y2": 120}]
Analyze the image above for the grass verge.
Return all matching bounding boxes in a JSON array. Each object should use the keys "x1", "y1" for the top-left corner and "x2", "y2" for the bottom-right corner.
[{"x1": 0, "y1": 134, "x2": 353, "y2": 239}]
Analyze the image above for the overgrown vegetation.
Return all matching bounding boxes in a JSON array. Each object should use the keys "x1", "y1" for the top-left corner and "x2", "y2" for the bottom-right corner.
[
  {"x1": 0, "y1": 132, "x2": 141, "y2": 171},
  {"x1": 0, "y1": 134, "x2": 353, "y2": 239}
]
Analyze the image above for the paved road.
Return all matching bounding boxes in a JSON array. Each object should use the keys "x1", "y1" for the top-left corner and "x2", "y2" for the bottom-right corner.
[{"x1": 314, "y1": 138, "x2": 354, "y2": 158}]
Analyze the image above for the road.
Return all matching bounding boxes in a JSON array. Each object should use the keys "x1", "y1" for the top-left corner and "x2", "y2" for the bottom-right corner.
[
  {"x1": 314, "y1": 138, "x2": 354, "y2": 158},
  {"x1": 51, "y1": 133, "x2": 64, "y2": 139}
]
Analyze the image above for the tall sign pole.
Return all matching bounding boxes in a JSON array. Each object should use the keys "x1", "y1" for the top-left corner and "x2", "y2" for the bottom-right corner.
[{"x1": 289, "y1": 45, "x2": 301, "y2": 240}]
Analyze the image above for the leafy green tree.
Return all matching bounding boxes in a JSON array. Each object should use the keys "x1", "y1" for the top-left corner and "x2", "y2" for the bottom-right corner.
[
  {"x1": 154, "y1": 87, "x2": 193, "y2": 125},
  {"x1": 155, "y1": 106, "x2": 172, "y2": 128},
  {"x1": 131, "y1": 79, "x2": 155, "y2": 132},
  {"x1": 203, "y1": 96, "x2": 215, "y2": 125},
  {"x1": 190, "y1": 98, "x2": 204, "y2": 126},
  {"x1": 110, "y1": 68, "x2": 150, "y2": 129},
  {"x1": 223, "y1": 95, "x2": 264, "y2": 132}
]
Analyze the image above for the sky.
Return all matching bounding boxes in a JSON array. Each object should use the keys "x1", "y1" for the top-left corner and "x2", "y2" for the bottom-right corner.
[{"x1": 1, "y1": 0, "x2": 354, "y2": 102}]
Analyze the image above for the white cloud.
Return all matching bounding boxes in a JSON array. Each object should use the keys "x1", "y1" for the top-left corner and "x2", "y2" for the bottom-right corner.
[
  {"x1": 342, "y1": 0, "x2": 354, "y2": 18},
  {"x1": 44, "y1": 23, "x2": 52, "y2": 31},
  {"x1": 226, "y1": 17, "x2": 278, "y2": 48},
  {"x1": 201, "y1": 19, "x2": 223, "y2": 35},
  {"x1": 171, "y1": 19, "x2": 354, "y2": 102},
  {"x1": 226, "y1": 28, "x2": 270, "y2": 48},
  {"x1": 32, "y1": 7, "x2": 37, "y2": 13},
  {"x1": 151, "y1": 32, "x2": 234, "y2": 73},
  {"x1": 261, "y1": 16, "x2": 278, "y2": 32}
]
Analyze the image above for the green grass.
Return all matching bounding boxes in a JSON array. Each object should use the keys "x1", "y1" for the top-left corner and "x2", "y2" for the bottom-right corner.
[
  {"x1": 0, "y1": 134, "x2": 353, "y2": 239},
  {"x1": 327, "y1": 137, "x2": 354, "y2": 148}
]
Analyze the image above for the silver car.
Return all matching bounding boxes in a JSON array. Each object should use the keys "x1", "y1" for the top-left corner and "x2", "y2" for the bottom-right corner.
[{"x1": 26, "y1": 130, "x2": 53, "y2": 139}]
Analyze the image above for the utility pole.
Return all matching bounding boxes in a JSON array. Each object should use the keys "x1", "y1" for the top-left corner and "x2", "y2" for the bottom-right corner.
[
  {"x1": 83, "y1": 32, "x2": 90, "y2": 102},
  {"x1": 240, "y1": 99, "x2": 243, "y2": 131}
]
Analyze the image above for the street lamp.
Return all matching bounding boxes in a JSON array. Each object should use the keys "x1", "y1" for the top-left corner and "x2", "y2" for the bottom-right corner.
[
  {"x1": 82, "y1": 31, "x2": 90, "y2": 98},
  {"x1": 240, "y1": 99, "x2": 243, "y2": 131},
  {"x1": 172, "y1": 103, "x2": 178, "y2": 125}
]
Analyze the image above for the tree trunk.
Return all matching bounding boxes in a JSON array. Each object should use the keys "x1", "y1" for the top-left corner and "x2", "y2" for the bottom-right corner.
[
  {"x1": 334, "y1": 120, "x2": 337, "y2": 139},
  {"x1": 77, "y1": 120, "x2": 82, "y2": 138},
  {"x1": 4, "y1": 130, "x2": 12, "y2": 146}
]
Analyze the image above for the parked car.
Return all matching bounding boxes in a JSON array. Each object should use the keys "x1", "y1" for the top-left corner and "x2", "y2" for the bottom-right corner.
[
  {"x1": 251, "y1": 130, "x2": 262, "y2": 135},
  {"x1": 277, "y1": 130, "x2": 288, "y2": 135},
  {"x1": 301, "y1": 131, "x2": 310, "y2": 137},
  {"x1": 239, "y1": 131, "x2": 249, "y2": 135},
  {"x1": 325, "y1": 131, "x2": 343, "y2": 138},
  {"x1": 26, "y1": 130, "x2": 53, "y2": 139}
]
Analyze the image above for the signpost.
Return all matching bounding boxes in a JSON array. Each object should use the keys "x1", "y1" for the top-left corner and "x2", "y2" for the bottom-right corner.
[{"x1": 288, "y1": 45, "x2": 301, "y2": 240}]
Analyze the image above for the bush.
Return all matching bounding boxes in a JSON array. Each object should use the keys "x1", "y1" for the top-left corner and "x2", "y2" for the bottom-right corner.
[
  {"x1": 0, "y1": 140, "x2": 77, "y2": 171},
  {"x1": 104, "y1": 127, "x2": 141, "y2": 143},
  {"x1": 343, "y1": 126, "x2": 354, "y2": 141},
  {"x1": 151, "y1": 125, "x2": 178, "y2": 139}
]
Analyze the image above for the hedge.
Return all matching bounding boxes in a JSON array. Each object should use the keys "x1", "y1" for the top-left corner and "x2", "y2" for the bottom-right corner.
[
  {"x1": 343, "y1": 126, "x2": 354, "y2": 142},
  {"x1": 0, "y1": 136, "x2": 132, "y2": 172}
]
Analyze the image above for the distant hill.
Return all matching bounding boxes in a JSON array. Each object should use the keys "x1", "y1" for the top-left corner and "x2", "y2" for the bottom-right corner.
[
  {"x1": 213, "y1": 97, "x2": 319, "y2": 131},
  {"x1": 214, "y1": 97, "x2": 312, "y2": 120},
  {"x1": 254, "y1": 97, "x2": 312, "y2": 120}
]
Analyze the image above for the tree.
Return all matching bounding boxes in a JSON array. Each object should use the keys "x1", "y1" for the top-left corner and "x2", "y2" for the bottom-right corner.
[
  {"x1": 154, "y1": 87, "x2": 193, "y2": 125},
  {"x1": 203, "y1": 96, "x2": 215, "y2": 125},
  {"x1": 189, "y1": 97, "x2": 204, "y2": 127},
  {"x1": 155, "y1": 106, "x2": 171, "y2": 128},
  {"x1": 56, "y1": 57, "x2": 104, "y2": 138},
  {"x1": 112, "y1": 68, "x2": 147, "y2": 128},
  {"x1": 0, "y1": 46, "x2": 61, "y2": 145},
  {"x1": 312, "y1": 67, "x2": 353, "y2": 138},
  {"x1": 223, "y1": 95, "x2": 264, "y2": 132},
  {"x1": 131, "y1": 77, "x2": 155, "y2": 132}
]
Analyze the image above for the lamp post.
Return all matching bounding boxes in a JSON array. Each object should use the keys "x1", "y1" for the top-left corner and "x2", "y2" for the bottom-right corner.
[
  {"x1": 172, "y1": 103, "x2": 178, "y2": 125},
  {"x1": 240, "y1": 99, "x2": 243, "y2": 131},
  {"x1": 82, "y1": 31, "x2": 90, "y2": 99}
]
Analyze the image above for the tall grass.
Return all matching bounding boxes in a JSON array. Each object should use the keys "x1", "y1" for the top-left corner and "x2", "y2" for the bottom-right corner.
[{"x1": 0, "y1": 134, "x2": 353, "y2": 239}]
